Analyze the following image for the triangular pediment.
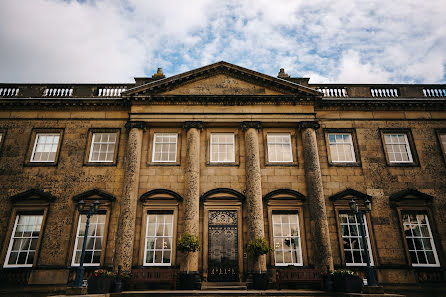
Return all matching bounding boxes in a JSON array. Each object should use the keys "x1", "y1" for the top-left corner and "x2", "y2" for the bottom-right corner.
[
  {"x1": 9, "y1": 188, "x2": 56, "y2": 204},
  {"x1": 123, "y1": 61, "x2": 321, "y2": 98},
  {"x1": 161, "y1": 73, "x2": 284, "y2": 95}
]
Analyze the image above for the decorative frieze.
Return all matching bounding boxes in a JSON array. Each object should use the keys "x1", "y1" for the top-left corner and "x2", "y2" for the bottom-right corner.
[
  {"x1": 183, "y1": 121, "x2": 204, "y2": 131},
  {"x1": 241, "y1": 121, "x2": 262, "y2": 131}
]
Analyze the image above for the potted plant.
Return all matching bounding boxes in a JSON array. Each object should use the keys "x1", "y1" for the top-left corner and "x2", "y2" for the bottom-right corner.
[
  {"x1": 111, "y1": 266, "x2": 131, "y2": 293},
  {"x1": 330, "y1": 269, "x2": 362, "y2": 293},
  {"x1": 87, "y1": 269, "x2": 114, "y2": 294},
  {"x1": 246, "y1": 237, "x2": 273, "y2": 290},
  {"x1": 177, "y1": 233, "x2": 200, "y2": 290}
]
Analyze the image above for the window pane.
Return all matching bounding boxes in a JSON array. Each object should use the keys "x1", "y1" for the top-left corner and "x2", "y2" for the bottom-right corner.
[
  {"x1": 384, "y1": 133, "x2": 413, "y2": 163},
  {"x1": 5, "y1": 215, "x2": 43, "y2": 267},
  {"x1": 328, "y1": 133, "x2": 355, "y2": 162},
  {"x1": 210, "y1": 133, "x2": 235, "y2": 162},
  {"x1": 89, "y1": 133, "x2": 117, "y2": 162},
  {"x1": 145, "y1": 213, "x2": 174, "y2": 265},
  {"x1": 72, "y1": 214, "x2": 106, "y2": 266},
  {"x1": 402, "y1": 212, "x2": 439, "y2": 266},
  {"x1": 339, "y1": 213, "x2": 374, "y2": 266},
  {"x1": 272, "y1": 213, "x2": 302, "y2": 266},
  {"x1": 152, "y1": 133, "x2": 178, "y2": 162},
  {"x1": 267, "y1": 134, "x2": 293, "y2": 162},
  {"x1": 31, "y1": 134, "x2": 60, "y2": 162}
]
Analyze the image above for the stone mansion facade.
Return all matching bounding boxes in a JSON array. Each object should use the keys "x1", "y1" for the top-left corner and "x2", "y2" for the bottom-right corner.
[{"x1": 0, "y1": 61, "x2": 445, "y2": 292}]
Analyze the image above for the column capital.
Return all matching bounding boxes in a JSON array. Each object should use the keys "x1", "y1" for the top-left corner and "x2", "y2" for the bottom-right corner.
[
  {"x1": 241, "y1": 121, "x2": 262, "y2": 131},
  {"x1": 298, "y1": 121, "x2": 320, "y2": 130},
  {"x1": 125, "y1": 121, "x2": 147, "y2": 131},
  {"x1": 183, "y1": 121, "x2": 204, "y2": 131}
]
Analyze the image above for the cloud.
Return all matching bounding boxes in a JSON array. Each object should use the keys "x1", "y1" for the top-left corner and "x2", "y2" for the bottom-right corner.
[{"x1": 0, "y1": 0, "x2": 445, "y2": 83}]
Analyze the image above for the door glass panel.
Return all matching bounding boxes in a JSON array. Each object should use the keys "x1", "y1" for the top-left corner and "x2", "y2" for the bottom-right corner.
[{"x1": 208, "y1": 210, "x2": 239, "y2": 281}]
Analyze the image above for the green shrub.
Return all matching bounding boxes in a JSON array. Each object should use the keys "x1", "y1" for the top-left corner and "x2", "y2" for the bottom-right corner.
[
  {"x1": 177, "y1": 233, "x2": 200, "y2": 253},
  {"x1": 330, "y1": 269, "x2": 355, "y2": 276},
  {"x1": 246, "y1": 237, "x2": 273, "y2": 258}
]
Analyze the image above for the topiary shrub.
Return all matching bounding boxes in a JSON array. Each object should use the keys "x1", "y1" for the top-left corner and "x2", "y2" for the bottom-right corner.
[
  {"x1": 177, "y1": 233, "x2": 200, "y2": 274},
  {"x1": 246, "y1": 237, "x2": 273, "y2": 273}
]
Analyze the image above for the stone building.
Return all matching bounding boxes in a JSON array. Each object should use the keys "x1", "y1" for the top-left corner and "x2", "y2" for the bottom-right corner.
[{"x1": 0, "y1": 61, "x2": 445, "y2": 293}]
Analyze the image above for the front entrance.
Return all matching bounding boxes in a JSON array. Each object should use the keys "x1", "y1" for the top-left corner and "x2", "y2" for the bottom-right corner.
[{"x1": 207, "y1": 210, "x2": 239, "y2": 281}]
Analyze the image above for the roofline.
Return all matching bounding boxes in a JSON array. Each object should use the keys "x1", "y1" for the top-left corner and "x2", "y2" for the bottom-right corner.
[{"x1": 123, "y1": 61, "x2": 322, "y2": 96}]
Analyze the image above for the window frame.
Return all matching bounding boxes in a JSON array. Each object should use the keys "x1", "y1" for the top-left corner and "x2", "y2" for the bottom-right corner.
[
  {"x1": 210, "y1": 133, "x2": 235, "y2": 163},
  {"x1": 151, "y1": 133, "x2": 178, "y2": 163},
  {"x1": 263, "y1": 129, "x2": 299, "y2": 166},
  {"x1": 147, "y1": 128, "x2": 182, "y2": 166},
  {"x1": 380, "y1": 128, "x2": 419, "y2": 167},
  {"x1": 267, "y1": 200, "x2": 307, "y2": 267},
  {"x1": 206, "y1": 129, "x2": 240, "y2": 166},
  {"x1": 25, "y1": 128, "x2": 64, "y2": 166},
  {"x1": 70, "y1": 211, "x2": 109, "y2": 267},
  {"x1": 337, "y1": 211, "x2": 374, "y2": 267},
  {"x1": 139, "y1": 201, "x2": 178, "y2": 267},
  {"x1": 143, "y1": 211, "x2": 175, "y2": 266},
  {"x1": 3, "y1": 213, "x2": 45, "y2": 268},
  {"x1": 324, "y1": 128, "x2": 361, "y2": 167},
  {"x1": 330, "y1": 191, "x2": 378, "y2": 268},
  {"x1": 0, "y1": 129, "x2": 6, "y2": 157},
  {"x1": 396, "y1": 207, "x2": 440, "y2": 267},
  {"x1": 84, "y1": 128, "x2": 120, "y2": 166},
  {"x1": 1, "y1": 207, "x2": 49, "y2": 268},
  {"x1": 435, "y1": 129, "x2": 446, "y2": 165}
]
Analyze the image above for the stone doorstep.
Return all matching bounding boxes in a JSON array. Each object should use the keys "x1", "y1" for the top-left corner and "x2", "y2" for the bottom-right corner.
[
  {"x1": 108, "y1": 290, "x2": 346, "y2": 296},
  {"x1": 345, "y1": 294, "x2": 405, "y2": 297}
]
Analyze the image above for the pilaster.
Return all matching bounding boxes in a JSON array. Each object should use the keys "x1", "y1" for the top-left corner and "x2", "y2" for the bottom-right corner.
[
  {"x1": 242, "y1": 121, "x2": 267, "y2": 272},
  {"x1": 182, "y1": 121, "x2": 202, "y2": 274},
  {"x1": 113, "y1": 121, "x2": 145, "y2": 272},
  {"x1": 299, "y1": 121, "x2": 334, "y2": 272}
]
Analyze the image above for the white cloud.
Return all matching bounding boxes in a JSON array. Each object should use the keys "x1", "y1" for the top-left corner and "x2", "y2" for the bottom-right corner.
[{"x1": 0, "y1": 0, "x2": 445, "y2": 83}]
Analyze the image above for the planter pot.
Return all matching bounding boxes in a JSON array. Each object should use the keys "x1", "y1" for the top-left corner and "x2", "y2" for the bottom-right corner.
[
  {"x1": 323, "y1": 274, "x2": 334, "y2": 292},
  {"x1": 179, "y1": 273, "x2": 200, "y2": 290},
  {"x1": 111, "y1": 278, "x2": 129, "y2": 293},
  {"x1": 333, "y1": 274, "x2": 362, "y2": 293},
  {"x1": 252, "y1": 273, "x2": 269, "y2": 290},
  {"x1": 87, "y1": 276, "x2": 113, "y2": 294}
]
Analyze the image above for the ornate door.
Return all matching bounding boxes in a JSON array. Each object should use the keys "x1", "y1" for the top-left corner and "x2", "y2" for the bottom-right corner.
[{"x1": 207, "y1": 210, "x2": 239, "y2": 282}]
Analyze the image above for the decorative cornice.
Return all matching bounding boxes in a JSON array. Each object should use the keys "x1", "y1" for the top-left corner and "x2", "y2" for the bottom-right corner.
[
  {"x1": 9, "y1": 189, "x2": 56, "y2": 204},
  {"x1": 241, "y1": 121, "x2": 263, "y2": 131},
  {"x1": 72, "y1": 188, "x2": 116, "y2": 202},
  {"x1": 263, "y1": 189, "x2": 306, "y2": 201},
  {"x1": 329, "y1": 188, "x2": 372, "y2": 202},
  {"x1": 140, "y1": 189, "x2": 183, "y2": 202},
  {"x1": 124, "y1": 95, "x2": 313, "y2": 105},
  {"x1": 125, "y1": 121, "x2": 147, "y2": 130},
  {"x1": 183, "y1": 121, "x2": 204, "y2": 131},
  {"x1": 200, "y1": 188, "x2": 245, "y2": 202},
  {"x1": 298, "y1": 121, "x2": 320, "y2": 130},
  {"x1": 389, "y1": 189, "x2": 433, "y2": 203}
]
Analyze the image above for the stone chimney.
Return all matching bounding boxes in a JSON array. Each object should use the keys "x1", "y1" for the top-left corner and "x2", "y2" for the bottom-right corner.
[
  {"x1": 277, "y1": 68, "x2": 290, "y2": 78},
  {"x1": 152, "y1": 67, "x2": 165, "y2": 79}
]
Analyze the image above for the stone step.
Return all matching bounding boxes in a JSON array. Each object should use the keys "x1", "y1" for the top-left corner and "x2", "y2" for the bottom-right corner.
[{"x1": 201, "y1": 282, "x2": 247, "y2": 290}]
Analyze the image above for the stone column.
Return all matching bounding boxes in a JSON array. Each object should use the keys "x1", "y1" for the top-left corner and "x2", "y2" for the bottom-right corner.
[
  {"x1": 182, "y1": 121, "x2": 203, "y2": 275},
  {"x1": 242, "y1": 121, "x2": 267, "y2": 273},
  {"x1": 299, "y1": 121, "x2": 334, "y2": 272},
  {"x1": 113, "y1": 121, "x2": 145, "y2": 272}
]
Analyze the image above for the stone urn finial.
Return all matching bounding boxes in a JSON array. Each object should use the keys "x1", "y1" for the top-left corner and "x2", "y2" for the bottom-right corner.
[{"x1": 278, "y1": 68, "x2": 290, "y2": 78}]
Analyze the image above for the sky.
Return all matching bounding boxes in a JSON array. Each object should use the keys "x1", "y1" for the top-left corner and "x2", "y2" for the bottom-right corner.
[{"x1": 0, "y1": 0, "x2": 445, "y2": 84}]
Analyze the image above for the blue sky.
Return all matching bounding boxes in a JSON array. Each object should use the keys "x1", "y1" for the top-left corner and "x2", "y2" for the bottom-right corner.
[{"x1": 0, "y1": 0, "x2": 445, "y2": 83}]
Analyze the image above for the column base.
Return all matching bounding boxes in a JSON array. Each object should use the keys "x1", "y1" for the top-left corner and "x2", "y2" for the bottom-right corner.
[
  {"x1": 362, "y1": 285, "x2": 385, "y2": 294},
  {"x1": 246, "y1": 272, "x2": 269, "y2": 290},
  {"x1": 179, "y1": 272, "x2": 201, "y2": 290},
  {"x1": 65, "y1": 286, "x2": 87, "y2": 295}
]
